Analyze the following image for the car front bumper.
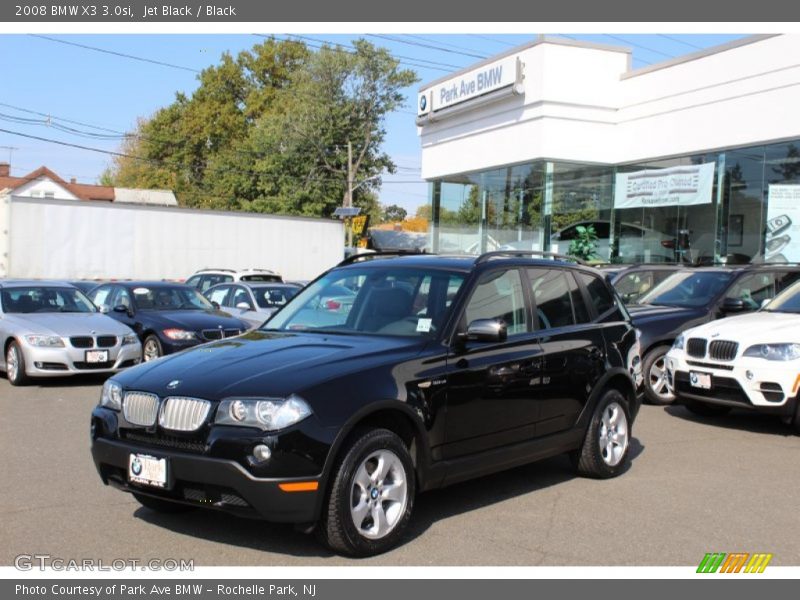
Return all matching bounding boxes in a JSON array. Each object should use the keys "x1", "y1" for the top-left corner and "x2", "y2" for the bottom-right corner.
[
  {"x1": 91, "y1": 437, "x2": 321, "y2": 523},
  {"x1": 19, "y1": 341, "x2": 142, "y2": 377},
  {"x1": 666, "y1": 349, "x2": 799, "y2": 415}
]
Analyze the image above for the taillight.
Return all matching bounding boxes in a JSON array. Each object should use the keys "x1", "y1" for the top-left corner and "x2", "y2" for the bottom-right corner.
[{"x1": 661, "y1": 240, "x2": 675, "y2": 249}]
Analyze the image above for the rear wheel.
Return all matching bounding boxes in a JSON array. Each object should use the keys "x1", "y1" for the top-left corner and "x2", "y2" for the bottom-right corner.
[
  {"x1": 318, "y1": 428, "x2": 415, "y2": 557},
  {"x1": 574, "y1": 389, "x2": 632, "y2": 479},
  {"x1": 6, "y1": 341, "x2": 30, "y2": 386},
  {"x1": 643, "y1": 345, "x2": 674, "y2": 405},
  {"x1": 132, "y1": 493, "x2": 195, "y2": 513},
  {"x1": 684, "y1": 400, "x2": 732, "y2": 417},
  {"x1": 792, "y1": 402, "x2": 800, "y2": 435},
  {"x1": 142, "y1": 335, "x2": 163, "y2": 362}
]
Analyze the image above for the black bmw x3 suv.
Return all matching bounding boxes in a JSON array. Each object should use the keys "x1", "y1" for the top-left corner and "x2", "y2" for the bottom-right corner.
[{"x1": 90, "y1": 252, "x2": 641, "y2": 556}]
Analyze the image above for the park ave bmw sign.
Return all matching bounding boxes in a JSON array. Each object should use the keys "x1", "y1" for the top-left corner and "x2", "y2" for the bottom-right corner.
[{"x1": 418, "y1": 55, "x2": 521, "y2": 116}]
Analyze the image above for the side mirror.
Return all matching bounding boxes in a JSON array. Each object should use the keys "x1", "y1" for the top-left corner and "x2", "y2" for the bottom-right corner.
[
  {"x1": 98, "y1": 304, "x2": 110, "y2": 314},
  {"x1": 466, "y1": 319, "x2": 508, "y2": 343},
  {"x1": 113, "y1": 304, "x2": 130, "y2": 314},
  {"x1": 721, "y1": 297, "x2": 747, "y2": 313},
  {"x1": 236, "y1": 302, "x2": 251, "y2": 310},
  {"x1": 210, "y1": 301, "x2": 220, "y2": 310},
  {"x1": 761, "y1": 298, "x2": 772, "y2": 309}
]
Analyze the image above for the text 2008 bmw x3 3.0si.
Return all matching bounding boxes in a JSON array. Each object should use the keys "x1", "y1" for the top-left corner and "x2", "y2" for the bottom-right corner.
[{"x1": 90, "y1": 252, "x2": 642, "y2": 556}]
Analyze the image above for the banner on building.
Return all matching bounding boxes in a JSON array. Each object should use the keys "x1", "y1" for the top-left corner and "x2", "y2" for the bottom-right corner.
[
  {"x1": 614, "y1": 162, "x2": 715, "y2": 209},
  {"x1": 766, "y1": 184, "x2": 800, "y2": 262}
]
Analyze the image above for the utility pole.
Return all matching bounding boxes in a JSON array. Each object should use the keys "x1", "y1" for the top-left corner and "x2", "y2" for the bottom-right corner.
[{"x1": 346, "y1": 140, "x2": 353, "y2": 248}]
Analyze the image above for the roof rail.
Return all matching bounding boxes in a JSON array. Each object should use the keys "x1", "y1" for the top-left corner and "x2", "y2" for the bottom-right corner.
[
  {"x1": 475, "y1": 250, "x2": 588, "y2": 266},
  {"x1": 197, "y1": 268, "x2": 236, "y2": 273},
  {"x1": 336, "y1": 250, "x2": 430, "y2": 267}
]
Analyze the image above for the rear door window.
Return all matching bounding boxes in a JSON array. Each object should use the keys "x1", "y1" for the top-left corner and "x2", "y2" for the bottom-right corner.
[{"x1": 528, "y1": 269, "x2": 593, "y2": 329}]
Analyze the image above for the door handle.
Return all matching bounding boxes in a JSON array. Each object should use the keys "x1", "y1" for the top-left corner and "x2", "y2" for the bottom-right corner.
[
  {"x1": 489, "y1": 365, "x2": 518, "y2": 378},
  {"x1": 520, "y1": 360, "x2": 541, "y2": 374}
]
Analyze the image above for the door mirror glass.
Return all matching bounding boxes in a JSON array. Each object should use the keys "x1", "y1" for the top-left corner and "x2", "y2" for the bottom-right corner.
[
  {"x1": 236, "y1": 302, "x2": 251, "y2": 310},
  {"x1": 210, "y1": 301, "x2": 220, "y2": 310},
  {"x1": 466, "y1": 319, "x2": 507, "y2": 343},
  {"x1": 113, "y1": 304, "x2": 130, "y2": 314}
]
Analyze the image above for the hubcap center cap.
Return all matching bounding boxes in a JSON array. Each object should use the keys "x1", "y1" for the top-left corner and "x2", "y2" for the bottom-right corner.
[{"x1": 370, "y1": 488, "x2": 379, "y2": 500}]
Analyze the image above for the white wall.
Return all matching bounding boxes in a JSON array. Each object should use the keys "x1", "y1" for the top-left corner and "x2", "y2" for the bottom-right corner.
[
  {"x1": 11, "y1": 177, "x2": 78, "y2": 200},
  {"x1": 5, "y1": 198, "x2": 344, "y2": 281},
  {"x1": 419, "y1": 35, "x2": 800, "y2": 177}
]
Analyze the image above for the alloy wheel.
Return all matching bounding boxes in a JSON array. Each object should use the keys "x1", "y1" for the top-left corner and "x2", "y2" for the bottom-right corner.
[
  {"x1": 598, "y1": 401, "x2": 629, "y2": 467},
  {"x1": 6, "y1": 347, "x2": 18, "y2": 381},
  {"x1": 349, "y1": 449, "x2": 408, "y2": 540},
  {"x1": 143, "y1": 340, "x2": 161, "y2": 362},
  {"x1": 648, "y1": 356, "x2": 674, "y2": 401}
]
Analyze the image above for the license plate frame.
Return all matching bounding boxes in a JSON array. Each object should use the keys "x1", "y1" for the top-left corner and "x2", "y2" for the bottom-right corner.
[
  {"x1": 690, "y1": 371, "x2": 712, "y2": 389},
  {"x1": 85, "y1": 349, "x2": 109, "y2": 363},
  {"x1": 128, "y1": 453, "x2": 168, "y2": 488}
]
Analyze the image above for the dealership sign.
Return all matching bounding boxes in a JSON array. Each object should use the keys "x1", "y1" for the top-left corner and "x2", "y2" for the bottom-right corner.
[
  {"x1": 418, "y1": 56, "x2": 520, "y2": 116},
  {"x1": 614, "y1": 162, "x2": 716, "y2": 209}
]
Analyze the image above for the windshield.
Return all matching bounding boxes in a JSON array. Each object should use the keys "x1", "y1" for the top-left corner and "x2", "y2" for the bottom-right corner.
[
  {"x1": 252, "y1": 285, "x2": 299, "y2": 309},
  {"x1": 1, "y1": 286, "x2": 96, "y2": 314},
  {"x1": 763, "y1": 279, "x2": 800, "y2": 313},
  {"x1": 131, "y1": 286, "x2": 213, "y2": 311},
  {"x1": 636, "y1": 271, "x2": 733, "y2": 307},
  {"x1": 265, "y1": 266, "x2": 466, "y2": 337}
]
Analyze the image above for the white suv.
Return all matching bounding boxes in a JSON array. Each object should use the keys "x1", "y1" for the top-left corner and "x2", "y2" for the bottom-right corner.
[
  {"x1": 185, "y1": 268, "x2": 282, "y2": 293},
  {"x1": 666, "y1": 279, "x2": 800, "y2": 432}
]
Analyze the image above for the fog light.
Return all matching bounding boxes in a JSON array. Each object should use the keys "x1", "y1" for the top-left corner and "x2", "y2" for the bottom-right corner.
[
  {"x1": 746, "y1": 370, "x2": 754, "y2": 380},
  {"x1": 34, "y1": 362, "x2": 42, "y2": 368},
  {"x1": 253, "y1": 444, "x2": 271, "y2": 462}
]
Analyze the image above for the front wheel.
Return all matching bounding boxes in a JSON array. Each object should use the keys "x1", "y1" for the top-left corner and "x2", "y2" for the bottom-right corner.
[
  {"x1": 318, "y1": 428, "x2": 415, "y2": 557},
  {"x1": 643, "y1": 345, "x2": 675, "y2": 405},
  {"x1": 574, "y1": 389, "x2": 632, "y2": 479},
  {"x1": 6, "y1": 341, "x2": 30, "y2": 386},
  {"x1": 142, "y1": 335, "x2": 163, "y2": 362}
]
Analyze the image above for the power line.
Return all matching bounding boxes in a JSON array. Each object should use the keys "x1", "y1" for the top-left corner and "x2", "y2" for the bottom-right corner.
[
  {"x1": 468, "y1": 34, "x2": 519, "y2": 47},
  {"x1": 0, "y1": 100, "x2": 421, "y2": 167},
  {"x1": 367, "y1": 34, "x2": 487, "y2": 60},
  {"x1": 657, "y1": 34, "x2": 704, "y2": 51},
  {"x1": 260, "y1": 33, "x2": 460, "y2": 72},
  {"x1": 29, "y1": 35, "x2": 202, "y2": 73},
  {"x1": 404, "y1": 34, "x2": 488, "y2": 56},
  {"x1": 0, "y1": 127, "x2": 427, "y2": 186},
  {"x1": 602, "y1": 34, "x2": 676, "y2": 60}
]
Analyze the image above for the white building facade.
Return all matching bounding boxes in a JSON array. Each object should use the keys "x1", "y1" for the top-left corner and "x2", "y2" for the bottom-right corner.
[{"x1": 417, "y1": 34, "x2": 800, "y2": 263}]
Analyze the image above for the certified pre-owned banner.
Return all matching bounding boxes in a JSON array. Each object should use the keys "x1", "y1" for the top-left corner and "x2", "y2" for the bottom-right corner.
[{"x1": 613, "y1": 163, "x2": 715, "y2": 210}]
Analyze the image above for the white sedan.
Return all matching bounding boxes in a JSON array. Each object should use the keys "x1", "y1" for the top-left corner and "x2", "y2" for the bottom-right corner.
[{"x1": 666, "y1": 279, "x2": 800, "y2": 432}]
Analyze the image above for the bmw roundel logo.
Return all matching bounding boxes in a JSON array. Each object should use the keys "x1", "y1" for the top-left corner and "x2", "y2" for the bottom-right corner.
[
  {"x1": 166, "y1": 379, "x2": 181, "y2": 390},
  {"x1": 131, "y1": 457, "x2": 142, "y2": 476},
  {"x1": 419, "y1": 95, "x2": 427, "y2": 111}
]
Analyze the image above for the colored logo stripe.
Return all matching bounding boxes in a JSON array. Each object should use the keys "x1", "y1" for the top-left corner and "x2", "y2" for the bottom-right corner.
[{"x1": 697, "y1": 553, "x2": 772, "y2": 573}]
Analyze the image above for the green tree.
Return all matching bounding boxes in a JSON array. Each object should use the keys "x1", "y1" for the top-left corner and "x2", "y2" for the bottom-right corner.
[
  {"x1": 383, "y1": 204, "x2": 407, "y2": 222},
  {"x1": 104, "y1": 38, "x2": 417, "y2": 217}
]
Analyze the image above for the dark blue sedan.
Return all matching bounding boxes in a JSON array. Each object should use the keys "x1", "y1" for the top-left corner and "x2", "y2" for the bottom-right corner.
[{"x1": 88, "y1": 281, "x2": 249, "y2": 361}]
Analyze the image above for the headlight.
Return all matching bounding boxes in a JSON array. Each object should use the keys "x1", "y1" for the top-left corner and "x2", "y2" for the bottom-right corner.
[
  {"x1": 743, "y1": 343, "x2": 800, "y2": 361},
  {"x1": 672, "y1": 334, "x2": 685, "y2": 351},
  {"x1": 121, "y1": 334, "x2": 138, "y2": 346},
  {"x1": 99, "y1": 380, "x2": 123, "y2": 411},
  {"x1": 24, "y1": 335, "x2": 64, "y2": 347},
  {"x1": 163, "y1": 328, "x2": 198, "y2": 341},
  {"x1": 215, "y1": 395, "x2": 312, "y2": 431}
]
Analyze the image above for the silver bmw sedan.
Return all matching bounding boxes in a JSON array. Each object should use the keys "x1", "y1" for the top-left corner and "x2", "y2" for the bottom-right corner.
[{"x1": 0, "y1": 280, "x2": 142, "y2": 385}]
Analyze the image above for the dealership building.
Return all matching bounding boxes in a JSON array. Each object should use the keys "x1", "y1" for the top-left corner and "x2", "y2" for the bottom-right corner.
[{"x1": 417, "y1": 34, "x2": 800, "y2": 264}]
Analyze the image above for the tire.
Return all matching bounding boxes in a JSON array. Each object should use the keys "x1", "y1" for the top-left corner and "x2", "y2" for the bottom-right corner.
[
  {"x1": 792, "y1": 402, "x2": 800, "y2": 435},
  {"x1": 684, "y1": 400, "x2": 732, "y2": 418},
  {"x1": 5, "y1": 341, "x2": 30, "y2": 386},
  {"x1": 142, "y1": 335, "x2": 163, "y2": 362},
  {"x1": 132, "y1": 493, "x2": 195, "y2": 514},
  {"x1": 317, "y1": 428, "x2": 415, "y2": 557},
  {"x1": 574, "y1": 389, "x2": 632, "y2": 479},
  {"x1": 643, "y1": 345, "x2": 675, "y2": 405}
]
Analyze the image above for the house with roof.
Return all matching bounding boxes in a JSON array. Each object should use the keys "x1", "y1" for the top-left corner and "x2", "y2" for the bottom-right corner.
[{"x1": 0, "y1": 162, "x2": 176, "y2": 205}]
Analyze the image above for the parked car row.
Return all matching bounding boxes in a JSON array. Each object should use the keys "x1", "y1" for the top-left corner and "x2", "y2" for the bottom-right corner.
[{"x1": 6, "y1": 252, "x2": 800, "y2": 558}]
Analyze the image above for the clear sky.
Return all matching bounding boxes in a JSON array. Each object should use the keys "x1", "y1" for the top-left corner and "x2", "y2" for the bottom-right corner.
[{"x1": 0, "y1": 33, "x2": 745, "y2": 215}]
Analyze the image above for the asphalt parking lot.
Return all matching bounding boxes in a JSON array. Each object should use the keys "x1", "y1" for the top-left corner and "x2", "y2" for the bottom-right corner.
[{"x1": 2, "y1": 375, "x2": 799, "y2": 567}]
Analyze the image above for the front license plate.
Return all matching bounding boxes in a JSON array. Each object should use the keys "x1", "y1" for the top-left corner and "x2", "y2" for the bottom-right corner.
[
  {"x1": 85, "y1": 350, "x2": 109, "y2": 363},
  {"x1": 690, "y1": 371, "x2": 711, "y2": 389},
  {"x1": 128, "y1": 453, "x2": 168, "y2": 488}
]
